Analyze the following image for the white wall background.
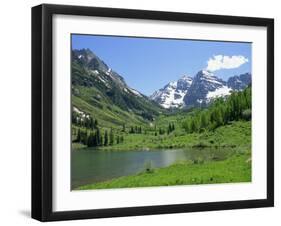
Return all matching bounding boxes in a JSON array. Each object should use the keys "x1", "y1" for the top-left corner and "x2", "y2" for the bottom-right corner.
[{"x1": 0, "y1": 0, "x2": 279, "y2": 225}]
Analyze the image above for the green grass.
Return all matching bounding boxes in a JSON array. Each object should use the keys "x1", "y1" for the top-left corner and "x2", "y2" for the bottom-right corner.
[
  {"x1": 92, "y1": 120, "x2": 251, "y2": 151},
  {"x1": 77, "y1": 153, "x2": 251, "y2": 190},
  {"x1": 72, "y1": 142, "x2": 87, "y2": 150}
]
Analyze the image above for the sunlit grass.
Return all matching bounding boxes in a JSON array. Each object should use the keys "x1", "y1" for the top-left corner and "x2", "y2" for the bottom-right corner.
[{"x1": 77, "y1": 153, "x2": 251, "y2": 190}]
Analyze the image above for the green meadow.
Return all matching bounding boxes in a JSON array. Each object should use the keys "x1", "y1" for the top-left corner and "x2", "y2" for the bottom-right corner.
[
  {"x1": 71, "y1": 47, "x2": 252, "y2": 190},
  {"x1": 78, "y1": 152, "x2": 251, "y2": 190}
]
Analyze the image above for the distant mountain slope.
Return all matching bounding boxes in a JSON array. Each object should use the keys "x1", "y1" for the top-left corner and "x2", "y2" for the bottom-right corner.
[
  {"x1": 227, "y1": 73, "x2": 251, "y2": 90},
  {"x1": 150, "y1": 75, "x2": 193, "y2": 108},
  {"x1": 72, "y1": 48, "x2": 164, "y2": 128}
]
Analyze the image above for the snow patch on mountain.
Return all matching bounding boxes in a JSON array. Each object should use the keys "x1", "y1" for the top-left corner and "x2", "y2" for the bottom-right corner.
[
  {"x1": 159, "y1": 88, "x2": 187, "y2": 109},
  {"x1": 206, "y1": 86, "x2": 232, "y2": 100},
  {"x1": 91, "y1": 70, "x2": 99, "y2": 74},
  {"x1": 150, "y1": 75, "x2": 193, "y2": 108},
  {"x1": 73, "y1": 107, "x2": 90, "y2": 119},
  {"x1": 129, "y1": 88, "x2": 142, "y2": 97}
]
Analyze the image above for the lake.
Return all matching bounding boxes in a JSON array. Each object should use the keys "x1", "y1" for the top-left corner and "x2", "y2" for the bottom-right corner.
[{"x1": 71, "y1": 148, "x2": 233, "y2": 189}]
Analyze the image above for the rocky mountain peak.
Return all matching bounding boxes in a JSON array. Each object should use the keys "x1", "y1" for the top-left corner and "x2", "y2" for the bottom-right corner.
[
  {"x1": 152, "y1": 70, "x2": 251, "y2": 109},
  {"x1": 227, "y1": 73, "x2": 251, "y2": 90},
  {"x1": 150, "y1": 75, "x2": 193, "y2": 109}
]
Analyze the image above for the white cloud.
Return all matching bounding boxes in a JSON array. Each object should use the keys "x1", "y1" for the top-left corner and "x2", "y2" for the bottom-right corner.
[{"x1": 206, "y1": 55, "x2": 249, "y2": 72}]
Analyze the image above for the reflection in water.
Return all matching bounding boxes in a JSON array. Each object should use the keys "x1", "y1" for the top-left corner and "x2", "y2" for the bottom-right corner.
[{"x1": 71, "y1": 148, "x2": 234, "y2": 189}]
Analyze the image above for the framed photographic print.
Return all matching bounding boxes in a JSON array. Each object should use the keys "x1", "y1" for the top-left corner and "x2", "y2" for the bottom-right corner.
[{"x1": 32, "y1": 4, "x2": 274, "y2": 221}]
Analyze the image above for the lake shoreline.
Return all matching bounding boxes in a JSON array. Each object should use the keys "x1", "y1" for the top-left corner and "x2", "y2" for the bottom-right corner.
[
  {"x1": 71, "y1": 121, "x2": 251, "y2": 189},
  {"x1": 72, "y1": 144, "x2": 246, "y2": 152},
  {"x1": 75, "y1": 153, "x2": 251, "y2": 190}
]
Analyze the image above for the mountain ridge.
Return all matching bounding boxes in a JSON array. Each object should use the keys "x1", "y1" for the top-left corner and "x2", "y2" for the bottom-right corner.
[
  {"x1": 72, "y1": 48, "x2": 251, "y2": 114},
  {"x1": 151, "y1": 70, "x2": 251, "y2": 109},
  {"x1": 72, "y1": 48, "x2": 164, "y2": 129}
]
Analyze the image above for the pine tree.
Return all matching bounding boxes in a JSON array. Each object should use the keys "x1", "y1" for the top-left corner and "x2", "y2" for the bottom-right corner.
[
  {"x1": 216, "y1": 108, "x2": 224, "y2": 127},
  {"x1": 183, "y1": 119, "x2": 192, "y2": 133},
  {"x1": 190, "y1": 118, "x2": 199, "y2": 132},
  {"x1": 200, "y1": 112, "x2": 208, "y2": 129},
  {"x1": 104, "y1": 130, "x2": 108, "y2": 146},
  {"x1": 90, "y1": 117, "x2": 94, "y2": 130},
  {"x1": 122, "y1": 123, "x2": 126, "y2": 132},
  {"x1": 81, "y1": 118, "x2": 85, "y2": 128},
  {"x1": 162, "y1": 128, "x2": 165, "y2": 135},
  {"x1": 93, "y1": 132, "x2": 98, "y2": 146},
  {"x1": 85, "y1": 117, "x2": 90, "y2": 129},
  {"x1": 81, "y1": 130, "x2": 88, "y2": 145},
  {"x1": 109, "y1": 128, "x2": 114, "y2": 145},
  {"x1": 87, "y1": 132, "x2": 95, "y2": 147},
  {"x1": 96, "y1": 127, "x2": 101, "y2": 146},
  {"x1": 94, "y1": 119, "x2": 98, "y2": 128},
  {"x1": 100, "y1": 134, "x2": 103, "y2": 146},
  {"x1": 77, "y1": 128, "x2": 81, "y2": 142},
  {"x1": 72, "y1": 112, "x2": 77, "y2": 125}
]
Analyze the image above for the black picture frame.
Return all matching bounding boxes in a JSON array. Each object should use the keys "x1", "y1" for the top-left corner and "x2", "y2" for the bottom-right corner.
[{"x1": 32, "y1": 3, "x2": 274, "y2": 222}]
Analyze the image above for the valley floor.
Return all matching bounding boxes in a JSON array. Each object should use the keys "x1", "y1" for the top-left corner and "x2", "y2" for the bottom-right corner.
[
  {"x1": 73, "y1": 121, "x2": 251, "y2": 190},
  {"x1": 73, "y1": 120, "x2": 251, "y2": 151}
]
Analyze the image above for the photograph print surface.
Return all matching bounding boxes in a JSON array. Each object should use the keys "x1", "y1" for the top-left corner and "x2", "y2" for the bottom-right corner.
[{"x1": 71, "y1": 34, "x2": 252, "y2": 190}]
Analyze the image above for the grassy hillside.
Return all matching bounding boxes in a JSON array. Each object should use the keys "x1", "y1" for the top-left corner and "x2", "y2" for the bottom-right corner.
[
  {"x1": 73, "y1": 93, "x2": 147, "y2": 130},
  {"x1": 72, "y1": 52, "x2": 164, "y2": 130}
]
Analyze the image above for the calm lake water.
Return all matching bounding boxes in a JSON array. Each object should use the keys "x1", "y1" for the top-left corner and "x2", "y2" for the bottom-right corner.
[{"x1": 71, "y1": 148, "x2": 233, "y2": 189}]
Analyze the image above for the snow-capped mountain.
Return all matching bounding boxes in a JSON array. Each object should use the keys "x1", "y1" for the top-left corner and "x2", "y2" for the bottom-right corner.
[
  {"x1": 73, "y1": 48, "x2": 251, "y2": 111},
  {"x1": 150, "y1": 75, "x2": 193, "y2": 108},
  {"x1": 227, "y1": 73, "x2": 251, "y2": 90},
  {"x1": 183, "y1": 70, "x2": 232, "y2": 108},
  {"x1": 151, "y1": 70, "x2": 251, "y2": 109}
]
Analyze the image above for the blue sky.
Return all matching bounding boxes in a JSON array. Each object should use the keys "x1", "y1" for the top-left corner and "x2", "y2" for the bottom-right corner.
[{"x1": 72, "y1": 34, "x2": 251, "y2": 96}]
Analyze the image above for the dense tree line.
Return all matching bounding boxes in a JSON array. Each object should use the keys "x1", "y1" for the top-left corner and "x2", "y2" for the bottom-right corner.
[
  {"x1": 74, "y1": 127, "x2": 124, "y2": 147},
  {"x1": 124, "y1": 122, "x2": 175, "y2": 136},
  {"x1": 157, "y1": 123, "x2": 175, "y2": 135},
  {"x1": 129, "y1": 126, "x2": 142, "y2": 134},
  {"x1": 167, "y1": 123, "x2": 175, "y2": 134},
  {"x1": 183, "y1": 87, "x2": 251, "y2": 133}
]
